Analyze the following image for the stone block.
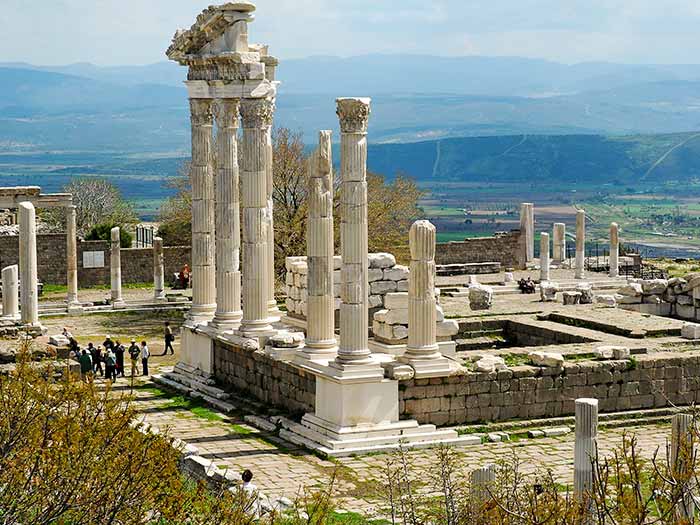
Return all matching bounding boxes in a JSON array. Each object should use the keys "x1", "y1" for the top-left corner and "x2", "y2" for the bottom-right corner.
[
  {"x1": 436, "y1": 320, "x2": 459, "y2": 337},
  {"x1": 641, "y1": 279, "x2": 668, "y2": 295},
  {"x1": 562, "y1": 291, "x2": 581, "y2": 305},
  {"x1": 368, "y1": 268, "x2": 384, "y2": 282},
  {"x1": 475, "y1": 355, "x2": 506, "y2": 373},
  {"x1": 383, "y1": 265, "x2": 409, "y2": 281},
  {"x1": 681, "y1": 322, "x2": 700, "y2": 340},
  {"x1": 529, "y1": 351, "x2": 564, "y2": 368},
  {"x1": 384, "y1": 292, "x2": 408, "y2": 310},
  {"x1": 368, "y1": 252, "x2": 396, "y2": 269},
  {"x1": 594, "y1": 345, "x2": 630, "y2": 360},
  {"x1": 370, "y1": 280, "x2": 397, "y2": 295},
  {"x1": 397, "y1": 279, "x2": 409, "y2": 292},
  {"x1": 576, "y1": 283, "x2": 594, "y2": 304},
  {"x1": 469, "y1": 284, "x2": 493, "y2": 310},
  {"x1": 596, "y1": 294, "x2": 617, "y2": 306},
  {"x1": 540, "y1": 282, "x2": 558, "y2": 302},
  {"x1": 618, "y1": 282, "x2": 643, "y2": 297},
  {"x1": 368, "y1": 294, "x2": 383, "y2": 308}
]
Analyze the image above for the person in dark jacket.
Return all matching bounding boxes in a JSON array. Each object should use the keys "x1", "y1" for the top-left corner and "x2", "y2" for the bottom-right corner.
[
  {"x1": 162, "y1": 322, "x2": 175, "y2": 355},
  {"x1": 79, "y1": 349, "x2": 92, "y2": 381},
  {"x1": 113, "y1": 340, "x2": 126, "y2": 377},
  {"x1": 89, "y1": 343, "x2": 103, "y2": 377}
]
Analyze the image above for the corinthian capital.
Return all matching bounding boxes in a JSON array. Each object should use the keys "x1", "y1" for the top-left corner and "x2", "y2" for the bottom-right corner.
[
  {"x1": 336, "y1": 97, "x2": 371, "y2": 134},
  {"x1": 240, "y1": 98, "x2": 275, "y2": 129},
  {"x1": 213, "y1": 98, "x2": 241, "y2": 128},
  {"x1": 189, "y1": 98, "x2": 213, "y2": 126}
]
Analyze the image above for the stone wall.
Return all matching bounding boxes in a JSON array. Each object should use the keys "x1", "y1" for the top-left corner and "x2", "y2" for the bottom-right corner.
[
  {"x1": 213, "y1": 339, "x2": 315, "y2": 417},
  {"x1": 399, "y1": 354, "x2": 700, "y2": 425},
  {"x1": 0, "y1": 233, "x2": 190, "y2": 286},
  {"x1": 435, "y1": 230, "x2": 524, "y2": 269}
]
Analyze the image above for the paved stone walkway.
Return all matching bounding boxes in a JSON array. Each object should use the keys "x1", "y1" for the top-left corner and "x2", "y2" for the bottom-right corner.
[{"x1": 122, "y1": 378, "x2": 673, "y2": 517}]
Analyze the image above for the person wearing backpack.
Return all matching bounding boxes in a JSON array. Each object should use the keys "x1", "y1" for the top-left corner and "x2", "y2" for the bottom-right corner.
[{"x1": 162, "y1": 322, "x2": 175, "y2": 355}]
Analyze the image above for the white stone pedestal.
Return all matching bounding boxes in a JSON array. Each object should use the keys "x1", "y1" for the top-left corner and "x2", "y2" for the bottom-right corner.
[{"x1": 179, "y1": 326, "x2": 215, "y2": 376}]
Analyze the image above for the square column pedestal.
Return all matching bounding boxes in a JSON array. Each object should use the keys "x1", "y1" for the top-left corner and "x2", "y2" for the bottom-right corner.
[{"x1": 281, "y1": 360, "x2": 478, "y2": 457}]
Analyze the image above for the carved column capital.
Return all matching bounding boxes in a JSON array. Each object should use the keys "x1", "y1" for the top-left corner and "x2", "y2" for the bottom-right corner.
[
  {"x1": 214, "y1": 98, "x2": 240, "y2": 128},
  {"x1": 189, "y1": 98, "x2": 213, "y2": 126},
  {"x1": 336, "y1": 97, "x2": 371, "y2": 134},
  {"x1": 240, "y1": 97, "x2": 275, "y2": 129}
]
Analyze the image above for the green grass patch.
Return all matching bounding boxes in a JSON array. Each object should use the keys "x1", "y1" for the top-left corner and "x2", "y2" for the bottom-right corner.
[
  {"x1": 326, "y1": 511, "x2": 389, "y2": 525},
  {"x1": 230, "y1": 423, "x2": 254, "y2": 435}
]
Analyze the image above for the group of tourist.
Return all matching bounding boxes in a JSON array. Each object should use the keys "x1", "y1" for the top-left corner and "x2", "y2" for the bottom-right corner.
[{"x1": 64, "y1": 321, "x2": 176, "y2": 382}]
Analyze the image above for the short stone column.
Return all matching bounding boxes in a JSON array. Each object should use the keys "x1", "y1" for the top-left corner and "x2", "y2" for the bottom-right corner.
[
  {"x1": 540, "y1": 232, "x2": 550, "y2": 282},
  {"x1": 65, "y1": 205, "x2": 80, "y2": 309},
  {"x1": 238, "y1": 98, "x2": 275, "y2": 336},
  {"x1": 1, "y1": 265, "x2": 19, "y2": 320},
  {"x1": 110, "y1": 227, "x2": 125, "y2": 308},
  {"x1": 153, "y1": 236, "x2": 166, "y2": 302},
  {"x1": 470, "y1": 464, "x2": 496, "y2": 510},
  {"x1": 211, "y1": 98, "x2": 243, "y2": 332},
  {"x1": 552, "y1": 222, "x2": 566, "y2": 264},
  {"x1": 671, "y1": 413, "x2": 694, "y2": 522},
  {"x1": 189, "y1": 98, "x2": 217, "y2": 322},
  {"x1": 574, "y1": 398, "x2": 598, "y2": 515},
  {"x1": 334, "y1": 98, "x2": 375, "y2": 367},
  {"x1": 575, "y1": 209, "x2": 586, "y2": 279},
  {"x1": 400, "y1": 220, "x2": 451, "y2": 377},
  {"x1": 18, "y1": 202, "x2": 39, "y2": 326},
  {"x1": 303, "y1": 130, "x2": 337, "y2": 359},
  {"x1": 609, "y1": 222, "x2": 619, "y2": 278},
  {"x1": 520, "y1": 203, "x2": 534, "y2": 263}
]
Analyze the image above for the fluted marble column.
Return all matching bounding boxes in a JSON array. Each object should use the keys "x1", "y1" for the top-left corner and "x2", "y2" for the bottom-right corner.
[
  {"x1": 575, "y1": 209, "x2": 585, "y2": 279},
  {"x1": 520, "y1": 203, "x2": 534, "y2": 263},
  {"x1": 671, "y1": 413, "x2": 694, "y2": 523},
  {"x1": 334, "y1": 98, "x2": 374, "y2": 366},
  {"x1": 211, "y1": 98, "x2": 243, "y2": 332},
  {"x1": 18, "y1": 202, "x2": 39, "y2": 326},
  {"x1": 553, "y1": 222, "x2": 566, "y2": 264},
  {"x1": 574, "y1": 398, "x2": 598, "y2": 515},
  {"x1": 304, "y1": 130, "x2": 337, "y2": 358},
  {"x1": 1, "y1": 265, "x2": 19, "y2": 320},
  {"x1": 265, "y1": 101, "x2": 280, "y2": 320},
  {"x1": 404, "y1": 221, "x2": 439, "y2": 360},
  {"x1": 189, "y1": 98, "x2": 216, "y2": 322},
  {"x1": 153, "y1": 236, "x2": 166, "y2": 302},
  {"x1": 609, "y1": 222, "x2": 619, "y2": 278},
  {"x1": 110, "y1": 226, "x2": 125, "y2": 308},
  {"x1": 238, "y1": 98, "x2": 274, "y2": 335},
  {"x1": 540, "y1": 232, "x2": 550, "y2": 282},
  {"x1": 66, "y1": 205, "x2": 80, "y2": 308},
  {"x1": 470, "y1": 464, "x2": 496, "y2": 509}
]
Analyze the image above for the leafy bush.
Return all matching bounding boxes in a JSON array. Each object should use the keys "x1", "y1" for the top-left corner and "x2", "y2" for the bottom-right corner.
[{"x1": 85, "y1": 222, "x2": 133, "y2": 247}]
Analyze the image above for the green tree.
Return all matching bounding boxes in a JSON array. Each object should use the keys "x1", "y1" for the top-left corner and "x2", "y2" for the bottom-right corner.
[{"x1": 84, "y1": 222, "x2": 133, "y2": 247}]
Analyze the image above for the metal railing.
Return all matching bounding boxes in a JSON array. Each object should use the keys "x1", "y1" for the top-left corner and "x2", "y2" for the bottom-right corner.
[{"x1": 135, "y1": 225, "x2": 154, "y2": 248}]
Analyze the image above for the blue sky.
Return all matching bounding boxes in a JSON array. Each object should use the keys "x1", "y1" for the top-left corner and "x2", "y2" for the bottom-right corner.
[{"x1": 2, "y1": 0, "x2": 700, "y2": 65}]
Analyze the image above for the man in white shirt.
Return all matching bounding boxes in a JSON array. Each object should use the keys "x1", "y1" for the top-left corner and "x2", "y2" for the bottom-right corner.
[{"x1": 140, "y1": 341, "x2": 150, "y2": 376}]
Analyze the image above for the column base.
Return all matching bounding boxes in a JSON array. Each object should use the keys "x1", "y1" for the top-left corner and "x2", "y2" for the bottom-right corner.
[
  {"x1": 209, "y1": 312, "x2": 242, "y2": 334},
  {"x1": 112, "y1": 299, "x2": 126, "y2": 310},
  {"x1": 187, "y1": 304, "x2": 216, "y2": 325},
  {"x1": 179, "y1": 327, "x2": 215, "y2": 375},
  {"x1": 267, "y1": 303, "x2": 282, "y2": 323},
  {"x1": 153, "y1": 293, "x2": 168, "y2": 303},
  {"x1": 368, "y1": 339, "x2": 456, "y2": 358},
  {"x1": 399, "y1": 355, "x2": 457, "y2": 379},
  {"x1": 67, "y1": 302, "x2": 84, "y2": 314}
]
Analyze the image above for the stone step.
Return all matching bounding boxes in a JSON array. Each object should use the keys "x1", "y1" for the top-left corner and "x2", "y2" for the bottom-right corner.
[
  {"x1": 455, "y1": 336, "x2": 507, "y2": 352},
  {"x1": 151, "y1": 373, "x2": 192, "y2": 395},
  {"x1": 189, "y1": 391, "x2": 237, "y2": 414},
  {"x1": 457, "y1": 329, "x2": 505, "y2": 339}
]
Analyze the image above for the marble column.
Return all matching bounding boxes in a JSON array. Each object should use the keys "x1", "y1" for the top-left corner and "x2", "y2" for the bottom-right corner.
[
  {"x1": 189, "y1": 98, "x2": 216, "y2": 323},
  {"x1": 470, "y1": 464, "x2": 496, "y2": 509},
  {"x1": 265, "y1": 101, "x2": 280, "y2": 320},
  {"x1": 553, "y1": 222, "x2": 566, "y2": 264},
  {"x1": 575, "y1": 209, "x2": 586, "y2": 279},
  {"x1": 238, "y1": 98, "x2": 274, "y2": 335},
  {"x1": 18, "y1": 202, "x2": 39, "y2": 326},
  {"x1": 671, "y1": 413, "x2": 694, "y2": 523},
  {"x1": 540, "y1": 232, "x2": 550, "y2": 282},
  {"x1": 65, "y1": 205, "x2": 80, "y2": 308},
  {"x1": 609, "y1": 222, "x2": 619, "y2": 278},
  {"x1": 211, "y1": 98, "x2": 243, "y2": 332},
  {"x1": 520, "y1": 203, "x2": 534, "y2": 263},
  {"x1": 1, "y1": 265, "x2": 19, "y2": 320},
  {"x1": 574, "y1": 398, "x2": 598, "y2": 511},
  {"x1": 153, "y1": 236, "x2": 166, "y2": 302},
  {"x1": 334, "y1": 98, "x2": 374, "y2": 366},
  {"x1": 110, "y1": 226, "x2": 125, "y2": 308},
  {"x1": 304, "y1": 130, "x2": 337, "y2": 358}
]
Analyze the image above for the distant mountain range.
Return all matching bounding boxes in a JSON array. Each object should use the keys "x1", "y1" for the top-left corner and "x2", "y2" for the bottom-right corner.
[{"x1": 3, "y1": 55, "x2": 700, "y2": 151}]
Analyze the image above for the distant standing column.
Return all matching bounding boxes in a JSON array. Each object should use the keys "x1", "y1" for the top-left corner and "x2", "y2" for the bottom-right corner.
[
  {"x1": 574, "y1": 398, "x2": 598, "y2": 515},
  {"x1": 540, "y1": 232, "x2": 550, "y2": 282},
  {"x1": 470, "y1": 464, "x2": 497, "y2": 511},
  {"x1": 575, "y1": 209, "x2": 586, "y2": 279},
  {"x1": 335, "y1": 98, "x2": 373, "y2": 366},
  {"x1": 520, "y1": 203, "x2": 534, "y2": 263},
  {"x1": 609, "y1": 222, "x2": 619, "y2": 278},
  {"x1": 211, "y1": 98, "x2": 243, "y2": 332},
  {"x1": 110, "y1": 226, "x2": 125, "y2": 308},
  {"x1": 552, "y1": 222, "x2": 566, "y2": 264},
  {"x1": 18, "y1": 202, "x2": 39, "y2": 326},
  {"x1": 1, "y1": 265, "x2": 19, "y2": 320},
  {"x1": 265, "y1": 100, "x2": 280, "y2": 320},
  {"x1": 238, "y1": 98, "x2": 275, "y2": 335},
  {"x1": 304, "y1": 130, "x2": 337, "y2": 358},
  {"x1": 66, "y1": 205, "x2": 80, "y2": 308},
  {"x1": 189, "y1": 98, "x2": 216, "y2": 323},
  {"x1": 153, "y1": 236, "x2": 166, "y2": 302}
]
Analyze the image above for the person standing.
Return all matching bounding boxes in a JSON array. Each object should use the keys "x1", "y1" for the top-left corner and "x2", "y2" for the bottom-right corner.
[
  {"x1": 104, "y1": 349, "x2": 117, "y2": 382},
  {"x1": 162, "y1": 322, "x2": 175, "y2": 355},
  {"x1": 128, "y1": 339, "x2": 140, "y2": 377},
  {"x1": 90, "y1": 344, "x2": 103, "y2": 377},
  {"x1": 79, "y1": 349, "x2": 92, "y2": 381},
  {"x1": 114, "y1": 340, "x2": 125, "y2": 377},
  {"x1": 140, "y1": 341, "x2": 150, "y2": 376},
  {"x1": 103, "y1": 335, "x2": 115, "y2": 353}
]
